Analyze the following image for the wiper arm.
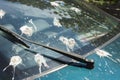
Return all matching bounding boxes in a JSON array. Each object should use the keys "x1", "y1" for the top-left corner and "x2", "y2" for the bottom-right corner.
[
  {"x1": 0, "y1": 25, "x2": 94, "y2": 69},
  {"x1": 25, "y1": 48, "x2": 94, "y2": 69},
  {"x1": 0, "y1": 25, "x2": 29, "y2": 48},
  {"x1": 22, "y1": 37, "x2": 94, "y2": 69}
]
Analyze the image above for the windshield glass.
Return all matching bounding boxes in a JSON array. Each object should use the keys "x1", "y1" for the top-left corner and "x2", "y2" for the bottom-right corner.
[{"x1": 0, "y1": 0, "x2": 119, "y2": 80}]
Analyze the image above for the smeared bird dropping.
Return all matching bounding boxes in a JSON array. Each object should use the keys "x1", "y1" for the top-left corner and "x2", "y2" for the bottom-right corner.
[
  {"x1": 34, "y1": 54, "x2": 49, "y2": 73},
  {"x1": 53, "y1": 17, "x2": 62, "y2": 27}
]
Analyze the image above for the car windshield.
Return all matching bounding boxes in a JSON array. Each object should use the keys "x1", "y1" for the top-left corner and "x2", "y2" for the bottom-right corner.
[{"x1": 0, "y1": 0, "x2": 120, "y2": 80}]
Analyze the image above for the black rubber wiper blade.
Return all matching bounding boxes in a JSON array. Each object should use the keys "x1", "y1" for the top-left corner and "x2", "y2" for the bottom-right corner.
[
  {"x1": 0, "y1": 25, "x2": 94, "y2": 69},
  {"x1": 25, "y1": 48, "x2": 93, "y2": 69},
  {"x1": 0, "y1": 25, "x2": 29, "y2": 48},
  {"x1": 23, "y1": 39, "x2": 94, "y2": 69},
  {"x1": 43, "y1": 54, "x2": 93, "y2": 69}
]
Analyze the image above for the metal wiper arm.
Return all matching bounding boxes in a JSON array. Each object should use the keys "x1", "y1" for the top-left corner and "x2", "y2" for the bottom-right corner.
[
  {"x1": 25, "y1": 48, "x2": 93, "y2": 69},
  {"x1": 22, "y1": 36, "x2": 94, "y2": 69},
  {"x1": 0, "y1": 25, "x2": 94, "y2": 69}
]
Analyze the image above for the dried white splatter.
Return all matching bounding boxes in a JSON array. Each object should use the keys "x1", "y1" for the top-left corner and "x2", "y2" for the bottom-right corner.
[
  {"x1": 50, "y1": 1, "x2": 65, "y2": 7},
  {"x1": 3, "y1": 56, "x2": 22, "y2": 80},
  {"x1": 20, "y1": 25, "x2": 33, "y2": 36},
  {"x1": 59, "y1": 36, "x2": 69, "y2": 45},
  {"x1": 50, "y1": 1, "x2": 60, "y2": 7},
  {"x1": 95, "y1": 49, "x2": 117, "y2": 63},
  {"x1": 70, "y1": 7, "x2": 81, "y2": 13},
  {"x1": 95, "y1": 49, "x2": 112, "y2": 58},
  {"x1": 28, "y1": 19, "x2": 37, "y2": 32},
  {"x1": 53, "y1": 17, "x2": 62, "y2": 27},
  {"x1": 68, "y1": 38, "x2": 76, "y2": 50},
  {"x1": 59, "y1": 36, "x2": 76, "y2": 51},
  {"x1": 34, "y1": 54, "x2": 49, "y2": 73},
  {"x1": 0, "y1": 9, "x2": 6, "y2": 19}
]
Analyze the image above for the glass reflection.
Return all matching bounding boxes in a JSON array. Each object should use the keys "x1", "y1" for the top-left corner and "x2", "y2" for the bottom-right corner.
[{"x1": 0, "y1": 0, "x2": 119, "y2": 80}]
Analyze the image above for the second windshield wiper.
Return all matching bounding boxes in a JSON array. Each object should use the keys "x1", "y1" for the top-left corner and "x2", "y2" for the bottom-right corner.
[{"x1": 0, "y1": 25, "x2": 94, "y2": 69}]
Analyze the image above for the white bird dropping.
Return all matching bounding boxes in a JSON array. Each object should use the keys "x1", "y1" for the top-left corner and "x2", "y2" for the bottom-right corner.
[
  {"x1": 34, "y1": 54, "x2": 49, "y2": 73},
  {"x1": 20, "y1": 25, "x2": 33, "y2": 36},
  {"x1": 95, "y1": 49, "x2": 117, "y2": 63},
  {"x1": 68, "y1": 38, "x2": 76, "y2": 50},
  {"x1": 70, "y1": 7, "x2": 81, "y2": 13},
  {"x1": 59, "y1": 36, "x2": 76, "y2": 51},
  {"x1": 53, "y1": 17, "x2": 62, "y2": 27},
  {"x1": 59, "y1": 36, "x2": 69, "y2": 45},
  {"x1": 50, "y1": 1, "x2": 60, "y2": 7},
  {"x1": 3, "y1": 56, "x2": 22, "y2": 80},
  {"x1": 95, "y1": 49, "x2": 112, "y2": 58},
  {"x1": 0, "y1": 9, "x2": 6, "y2": 19}
]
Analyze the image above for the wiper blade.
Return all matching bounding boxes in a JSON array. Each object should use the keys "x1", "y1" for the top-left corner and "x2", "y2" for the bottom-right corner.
[
  {"x1": 25, "y1": 48, "x2": 94, "y2": 69},
  {"x1": 23, "y1": 38, "x2": 94, "y2": 69},
  {"x1": 0, "y1": 25, "x2": 94, "y2": 69},
  {"x1": 0, "y1": 25, "x2": 29, "y2": 48}
]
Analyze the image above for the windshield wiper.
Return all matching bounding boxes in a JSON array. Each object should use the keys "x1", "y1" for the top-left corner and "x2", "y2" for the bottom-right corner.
[
  {"x1": 0, "y1": 25, "x2": 94, "y2": 69},
  {"x1": 25, "y1": 48, "x2": 93, "y2": 69}
]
